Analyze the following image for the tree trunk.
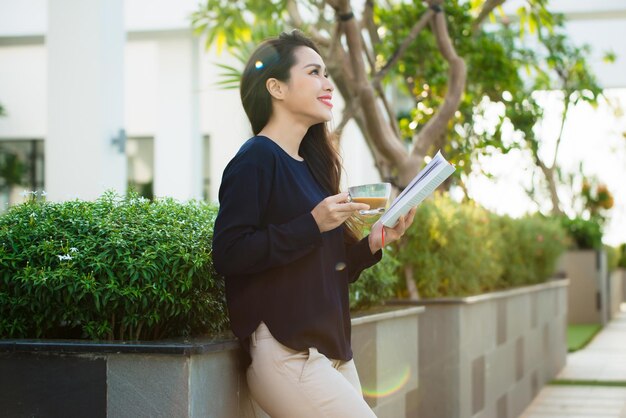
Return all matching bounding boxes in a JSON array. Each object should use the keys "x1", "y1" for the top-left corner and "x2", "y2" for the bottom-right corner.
[
  {"x1": 404, "y1": 265, "x2": 419, "y2": 300},
  {"x1": 541, "y1": 164, "x2": 563, "y2": 216},
  {"x1": 323, "y1": 0, "x2": 466, "y2": 192}
]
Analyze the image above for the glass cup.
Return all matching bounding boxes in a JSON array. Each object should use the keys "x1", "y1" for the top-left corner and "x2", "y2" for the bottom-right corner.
[{"x1": 348, "y1": 182, "x2": 392, "y2": 216}]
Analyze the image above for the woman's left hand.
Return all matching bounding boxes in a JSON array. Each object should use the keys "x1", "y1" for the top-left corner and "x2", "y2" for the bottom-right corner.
[{"x1": 368, "y1": 207, "x2": 417, "y2": 254}]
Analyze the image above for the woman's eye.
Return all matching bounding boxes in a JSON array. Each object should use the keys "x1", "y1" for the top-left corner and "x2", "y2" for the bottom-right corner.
[{"x1": 310, "y1": 69, "x2": 328, "y2": 77}]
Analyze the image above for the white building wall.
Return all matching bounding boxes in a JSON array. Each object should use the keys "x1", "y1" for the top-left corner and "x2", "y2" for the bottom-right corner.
[
  {"x1": 198, "y1": 46, "x2": 252, "y2": 202},
  {"x1": 153, "y1": 36, "x2": 202, "y2": 200},
  {"x1": 0, "y1": 0, "x2": 625, "y2": 215},
  {"x1": 501, "y1": 0, "x2": 626, "y2": 89},
  {"x1": 0, "y1": 45, "x2": 46, "y2": 139},
  {"x1": 561, "y1": 18, "x2": 626, "y2": 89},
  {"x1": 0, "y1": 0, "x2": 46, "y2": 37},
  {"x1": 124, "y1": 41, "x2": 158, "y2": 137},
  {"x1": 45, "y1": 0, "x2": 126, "y2": 201}
]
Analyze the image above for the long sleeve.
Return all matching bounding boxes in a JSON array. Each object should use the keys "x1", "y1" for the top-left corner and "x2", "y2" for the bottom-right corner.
[
  {"x1": 345, "y1": 235, "x2": 382, "y2": 283},
  {"x1": 212, "y1": 158, "x2": 323, "y2": 277},
  {"x1": 216, "y1": 135, "x2": 379, "y2": 362}
]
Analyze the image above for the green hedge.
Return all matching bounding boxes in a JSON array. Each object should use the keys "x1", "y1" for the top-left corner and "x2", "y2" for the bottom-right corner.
[
  {"x1": 0, "y1": 190, "x2": 572, "y2": 340},
  {"x1": 619, "y1": 244, "x2": 626, "y2": 269},
  {"x1": 606, "y1": 245, "x2": 620, "y2": 272},
  {"x1": 349, "y1": 248, "x2": 400, "y2": 311},
  {"x1": 396, "y1": 195, "x2": 503, "y2": 297},
  {"x1": 0, "y1": 192, "x2": 227, "y2": 340},
  {"x1": 497, "y1": 214, "x2": 568, "y2": 288},
  {"x1": 396, "y1": 194, "x2": 568, "y2": 298},
  {"x1": 558, "y1": 216, "x2": 602, "y2": 250}
]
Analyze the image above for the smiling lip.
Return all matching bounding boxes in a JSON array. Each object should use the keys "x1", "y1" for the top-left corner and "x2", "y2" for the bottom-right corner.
[{"x1": 318, "y1": 95, "x2": 333, "y2": 108}]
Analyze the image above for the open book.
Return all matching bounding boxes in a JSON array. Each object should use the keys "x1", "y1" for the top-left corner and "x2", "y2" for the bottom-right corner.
[{"x1": 380, "y1": 151, "x2": 455, "y2": 227}]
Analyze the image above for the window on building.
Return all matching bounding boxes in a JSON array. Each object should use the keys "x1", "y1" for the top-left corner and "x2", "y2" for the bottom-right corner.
[
  {"x1": 0, "y1": 139, "x2": 45, "y2": 212},
  {"x1": 126, "y1": 135, "x2": 211, "y2": 202},
  {"x1": 0, "y1": 135, "x2": 211, "y2": 212},
  {"x1": 126, "y1": 136, "x2": 154, "y2": 200}
]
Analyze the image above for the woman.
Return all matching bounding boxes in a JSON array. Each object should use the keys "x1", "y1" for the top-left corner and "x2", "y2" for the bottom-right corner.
[{"x1": 212, "y1": 30, "x2": 416, "y2": 418}]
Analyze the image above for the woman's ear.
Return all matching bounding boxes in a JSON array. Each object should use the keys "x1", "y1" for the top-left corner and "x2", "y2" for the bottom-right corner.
[{"x1": 266, "y1": 78, "x2": 285, "y2": 100}]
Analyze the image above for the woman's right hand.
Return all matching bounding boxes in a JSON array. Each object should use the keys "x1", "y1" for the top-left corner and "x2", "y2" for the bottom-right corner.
[{"x1": 311, "y1": 192, "x2": 369, "y2": 233}]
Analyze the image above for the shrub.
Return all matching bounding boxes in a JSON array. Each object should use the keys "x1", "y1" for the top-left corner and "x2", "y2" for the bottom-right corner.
[
  {"x1": 350, "y1": 248, "x2": 400, "y2": 311},
  {"x1": 396, "y1": 193, "x2": 504, "y2": 298},
  {"x1": 618, "y1": 244, "x2": 626, "y2": 269},
  {"x1": 497, "y1": 215, "x2": 568, "y2": 287},
  {"x1": 605, "y1": 245, "x2": 620, "y2": 272},
  {"x1": 396, "y1": 194, "x2": 568, "y2": 298},
  {"x1": 558, "y1": 216, "x2": 602, "y2": 250},
  {"x1": 0, "y1": 192, "x2": 227, "y2": 340}
]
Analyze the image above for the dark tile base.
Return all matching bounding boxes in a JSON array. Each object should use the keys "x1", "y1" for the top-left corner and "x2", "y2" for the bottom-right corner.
[
  {"x1": 497, "y1": 393, "x2": 508, "y2": 418},
  {"x1": 406, "y1": 387, "x2": 419, "y2": 417},
  {"x1": 0, "y1": 353, "x2": 106, "y2": 418},
  {"x1": 472, "y1": 355, "x2": 485, "y2": 415}
]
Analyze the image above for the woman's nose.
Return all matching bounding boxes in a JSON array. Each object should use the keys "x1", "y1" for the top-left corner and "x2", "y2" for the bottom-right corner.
[{"x1": 323, "y1": 77, "x2": 334, "y2": 92}]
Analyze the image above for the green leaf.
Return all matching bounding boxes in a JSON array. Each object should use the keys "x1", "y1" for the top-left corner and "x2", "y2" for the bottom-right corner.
[{"x1": 603, "y1": 51, "x2": 616, "y2": 64}]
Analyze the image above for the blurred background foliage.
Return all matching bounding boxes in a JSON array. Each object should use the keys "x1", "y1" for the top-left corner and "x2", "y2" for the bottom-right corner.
[{"x1": 393, "y1": 193, "x2": 568, "y2": 298}]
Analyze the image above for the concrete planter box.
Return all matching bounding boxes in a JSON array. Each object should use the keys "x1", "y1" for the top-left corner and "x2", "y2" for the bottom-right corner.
[
  {"x1": 352, "y1": 306, "x2": 424, "y2": 417},
  {"x1": 389, "y1": 279, "x2": 569, "y2": 418},
  {"x1": 558, "y1": 249, "x2": 608, "y2": 325},
  {"x1": 0, "y1": 306, "x2": 423, "y2": 418}
]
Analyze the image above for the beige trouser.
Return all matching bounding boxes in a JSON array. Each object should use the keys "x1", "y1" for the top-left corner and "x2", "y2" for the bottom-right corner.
[{"x1": 246, "y1": 322, "x2": 377, "y2": 418}]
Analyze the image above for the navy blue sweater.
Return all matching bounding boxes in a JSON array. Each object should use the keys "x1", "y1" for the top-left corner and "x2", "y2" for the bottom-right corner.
[{"x1": 212, "y1": 136, "x2": 382, "y2": 361}]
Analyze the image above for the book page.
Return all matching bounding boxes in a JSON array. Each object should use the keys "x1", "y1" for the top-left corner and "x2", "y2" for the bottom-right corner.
[
  {"x1": 380, "y1": 151, "x2": 455, "y2": 227},
  {"x1": 386, "y1": 152, "x2": 445, "y2": 215}
]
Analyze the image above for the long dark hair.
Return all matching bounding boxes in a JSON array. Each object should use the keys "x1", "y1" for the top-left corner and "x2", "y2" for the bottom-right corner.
[{"x1": 240, "y1": 30, "x2": 360, "y2": 244}]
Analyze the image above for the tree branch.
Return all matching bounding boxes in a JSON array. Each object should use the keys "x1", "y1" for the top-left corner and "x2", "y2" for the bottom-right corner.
[
  {"x1": 551, "y1": 96, "x2": 570, "y2": 169},
  {"x1": 360, "y1": 33, "x2": 376, "y2": 75},
  {"x1": 362, "y1": 0, "x2": 380, "y2": 47},
  {"x1": 413, "y1": 8, "x2": 467, "y2": 160},
  {"x1": 472, "y1": 0, "x2": 506, "y2": 32},
  {"x1": 353, "y1": 111, "x2": 395, "y2": 183},
  {"x1": 326, "y1": 18, "x2": 343, "y2": 61},
  {"x1": 286, "y1": 0, "x2": 304, "y2": 27},
  {"x1": 376, "y1": 81, "x2": 402, "y2": 139},
  {"x1": 330, "y1": 0, "x2": 408, "y2": 165},
  {"x1": 287, "y1": 0, "x2": 330, "y2": 47},
  {"x1": 373, "y1": 9, "x2": 434, "y2": 85},
  {"x1": 330, "y1": 1, "x2": 401, "y2": 160},
  {"x1": 362, "y1": 0, "x2": 384, "y2": 79},
  {"x1": 325, "y1": 0, "x2": 341, "y2": 11},
  {"x1": 326, "y1": 45, "x2": 357, "y2": 143},
  {"x1": 527, "y1": 140, "x2": 563, "y2": 216},
  {"x1": 335, "y1": 97, "x2": 360, "y2": 136}
]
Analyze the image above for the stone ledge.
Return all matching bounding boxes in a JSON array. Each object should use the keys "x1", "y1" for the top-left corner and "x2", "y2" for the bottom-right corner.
[
  {"x1": 351, "y1": 306, "x2": 424, "y2": 326},
  {"x1": 0, "y1": 334, "x2": 239, "y2": 355},
  {"x1": 0, "y1": 306, "x2": 426, "y2": 356},
  {"x1": 387, "y1": 278, "x2": 570, "y2": 306}
]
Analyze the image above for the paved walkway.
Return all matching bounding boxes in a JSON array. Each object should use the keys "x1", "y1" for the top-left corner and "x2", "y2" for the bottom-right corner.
[{"x1": 521, "y1": 306, "x2": 626, "y2": 418}]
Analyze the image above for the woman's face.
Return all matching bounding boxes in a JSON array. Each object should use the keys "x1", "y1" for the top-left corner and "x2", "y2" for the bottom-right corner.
[{"x1": 280, "y1": 46, "x2": 335, "y2": 126}]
